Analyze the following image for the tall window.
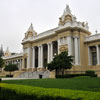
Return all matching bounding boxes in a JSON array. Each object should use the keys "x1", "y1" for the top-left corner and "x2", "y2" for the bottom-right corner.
[
  {"x1": 90, "y1": 46, "x2": 97, "y2": 65},
  {"x1": 92, "y1": 52, "x2": 97, "y2": 65}
]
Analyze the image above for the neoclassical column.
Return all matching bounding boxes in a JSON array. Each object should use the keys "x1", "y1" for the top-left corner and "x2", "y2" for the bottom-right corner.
[
  {"x1": 27, "y1": 47, "x2": 31, "y2": 68},
  {"x1": 32, "y1": 47, "x2": 35, "y2": 68},
  {"x1": 47, "y1": 43, "x2": 50, "y2": 63},
  {"x1": 38, "y1": 46, "x2": 41, "y2": 68},
  {"x1": 67, "y1": 36, "x2": 72, "y2": 56},
  {"x1": 50, "y1": 42, "x2": 53, "y2": 61},
  {"x1": 74, "y1": 37, "x2": 79, "y2": 65},
  {"x1": 57, "y1": 39, "x2": 60, "y2": 54},
  {"x1": 40, "y1": 45, "x2": 43, "y2": 68},
  {"x1": 96, "y1": 45, "x2": 100, "y2": 65},
  {"x1": 22, "y1": 58, "x2": 25, "y2": 69},
  {"x1": 88, "y1": 47, "x2": 91, "y2": 65},
  {"x1": 38, "y1": 45, "x2": 43, "y2": 68},
  {"x1": 19, "y1": 59, "x2": 22, "y2": 70}
]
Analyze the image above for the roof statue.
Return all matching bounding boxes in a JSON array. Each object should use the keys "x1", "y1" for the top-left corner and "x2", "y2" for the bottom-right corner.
[
  {"x1": 58, "y1": 4, "x2": 88, "y2": 30},
  {"x1": 64, "y1": 5, "x2": 71, "y2": 15},
  {"x1": 59, "y1": 4, "x2": 75, "y2": 26},
  {"x1": 4, "y1": 47, "x2": 11, "y2": 57},
  {"x1": 28, "y1": 23, "x2": 34, "y2": 32},
  {"x1": 24, "y1": 23, "x2": 37, "y2": 40}
]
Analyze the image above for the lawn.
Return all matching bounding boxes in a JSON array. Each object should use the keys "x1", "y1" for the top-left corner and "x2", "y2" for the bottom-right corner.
[{"x1": 2, "y1": 77, "x2": 100, "y2": 92}]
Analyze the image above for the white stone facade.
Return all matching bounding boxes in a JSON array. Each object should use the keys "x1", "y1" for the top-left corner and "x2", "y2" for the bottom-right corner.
[{"x1": 3, "y1": 5, "x2": 100, "y2": 73}]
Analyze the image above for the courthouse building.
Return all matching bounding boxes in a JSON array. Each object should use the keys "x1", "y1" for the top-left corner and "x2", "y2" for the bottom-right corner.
[{"x1": 3, "y1": 5, "x2": 100, "y2": 75}]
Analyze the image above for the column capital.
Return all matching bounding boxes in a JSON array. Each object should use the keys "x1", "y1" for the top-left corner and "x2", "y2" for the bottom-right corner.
[
  {"x1": 57, "y1": 38, "x2": 60, "y2": 42},
  {"x1": 73, "y1": 36, "x2": 79, "y2": 39},
  {"x1": 32, "y1": 46, "x2": 35, "y2": 49},
  {"x1": 67, "y1": 36, "x2": 72, "y2": 38},
  {"x1": 47, "y1": 42, "x2": 52, "y2": 45},
  {"x1": 38, "y1": 44, "x2": 43, "y2": 47},
  {"x1": 96, "y1": 45, "x2": 99, "y2": 47},
  {"x1": 38, "y1": 45, "x2": 41, "y2": 48}
]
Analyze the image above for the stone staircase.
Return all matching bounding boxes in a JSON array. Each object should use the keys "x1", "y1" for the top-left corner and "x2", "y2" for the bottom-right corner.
[
  {"x1": 0, "y1": 70, "x2": 25, "y2": 78},
  {"x1": 13, "y1": 71, "x2": 25, "y2": 78},
  {"x1": 17, "y1": 70, "x2": 50, "y2": 79},
  {"x1": 0, "y1": 71, "x2": 7, "y2": 77}
]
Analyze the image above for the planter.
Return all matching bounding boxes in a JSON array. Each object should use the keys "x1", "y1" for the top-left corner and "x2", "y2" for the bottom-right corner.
[
  {"x1": 6, "y1": 75, "x2": 13, "y2": 78},
  {"x1": 39, "y1": 74, "x2": 42, "y2": 79}
]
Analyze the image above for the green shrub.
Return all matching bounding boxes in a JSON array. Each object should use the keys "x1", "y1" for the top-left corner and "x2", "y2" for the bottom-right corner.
[
  {"x1": 85, "y1": 70, "x2": 97, "y2": 77},
  {"x1": 56, "y1": 74, "x2": 86, "y2": 78},
  {"x1": 74, "y1": 76, "x2": 90, "y2": 79},
  {"x1": 56, "y1": 70, "x2": 97, "y2": 78},
  {"x1": 1, "y1": 83, "x2": 100, "y2": 100},
  {"x1": 6, "y1": 75, "x2": 13, "y2": 77}
]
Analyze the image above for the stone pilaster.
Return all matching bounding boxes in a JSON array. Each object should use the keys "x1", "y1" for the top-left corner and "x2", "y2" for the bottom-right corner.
[
  {"x1": 88, "y1": 47, "x2": 91, "y2": 65},
  {"x1": 96, "y1": 45, "x2": 100, "y2": 65},
  {"x1": 74, "y1": 37, "x2": 79, "y2": 65},
  {"x1": 32, "y1": 46, "x2": 35, "y2": 68},
  {"x1": 27, "y1": 47, "x2": 31, "y2": 68},
  {"x1": 57, "y1": 39, "x2": 60, "y2": 54},
  {"x1": 67, "y1": 36, "x2": 72, "y2": 56}
]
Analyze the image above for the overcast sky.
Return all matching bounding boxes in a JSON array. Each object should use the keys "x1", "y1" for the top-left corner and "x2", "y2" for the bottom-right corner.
[{"x1": 0, "y1": 0, "x2": 100, "y2": 53}]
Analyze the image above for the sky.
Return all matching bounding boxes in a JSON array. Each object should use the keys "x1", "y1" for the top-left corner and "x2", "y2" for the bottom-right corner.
[{"x1": 0, "y1": 0, "x2": 100, "y2": 53}]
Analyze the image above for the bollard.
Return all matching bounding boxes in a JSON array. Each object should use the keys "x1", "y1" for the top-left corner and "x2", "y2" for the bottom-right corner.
[{"x1": 0, "y1": 78, "x2": 2, "y2": 82}]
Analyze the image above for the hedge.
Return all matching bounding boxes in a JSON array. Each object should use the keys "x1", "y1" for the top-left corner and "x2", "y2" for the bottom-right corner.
[
  {"x1": 85, "y1": 70, "x2": 97, "y2": 77},
  {"x1": 56, "y1": 71, "x2": 97, "y2": 78},
  {"x1": 0, "y1": 83, "x2": 100, "y2": 100},
  {"x1": 56, "y1": 74, "x2": 86, "y2": 78}
]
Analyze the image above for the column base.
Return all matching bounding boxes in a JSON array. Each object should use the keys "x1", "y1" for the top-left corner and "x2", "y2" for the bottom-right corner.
[
  {"x1": 32, "y1": 68, "x2": 37, "y2": 71},
  {"x1": 26, "y1": 68, "x2": 33, "y2": 71},
  {"x1": 21, "y1": 68, "x2": 27, "y2": 71},
  {"x1": 37, "y1": 67, "x2": 46, "y2": 71},
  {"x1": 97, "y1": 64, "x2": 100, "y2": 66}
]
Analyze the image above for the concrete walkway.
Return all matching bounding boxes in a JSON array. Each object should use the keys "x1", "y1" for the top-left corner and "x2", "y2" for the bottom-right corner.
[{"x1": 1, "y1": 77, "x2": 38, "y2": 80}]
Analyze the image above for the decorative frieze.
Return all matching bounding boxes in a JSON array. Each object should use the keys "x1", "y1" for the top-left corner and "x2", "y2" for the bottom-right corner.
[{"x1": 59, "y1": 44, "x2": 68, "y2": 53}]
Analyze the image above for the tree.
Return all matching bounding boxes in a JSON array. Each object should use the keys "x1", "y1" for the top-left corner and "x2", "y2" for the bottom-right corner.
[
  {"x1": 47, "y1": 51, "x2": 73, "y2": 75},
  {"x1": 0, "y1": 57, "x2": 4, "y2": 71},
  {"x1": 4, "y1": 64, "x2": 18, "y2": 76},
  {"x1": 0, "y1": 45, "x2": 4, "y2": 57}
]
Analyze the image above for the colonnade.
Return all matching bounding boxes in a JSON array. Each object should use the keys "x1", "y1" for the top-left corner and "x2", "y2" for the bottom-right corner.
[
  {"x1": 26, "y1": 36, "x2": 80, "y2": 69},
  {"x1": 31, "y1": 42, "x2": 54, "y2": 69},
  {"x1": 67, "y1": 36, "x2": 80, "y2": 65},
  {"x1": 5, "y1": 59, "x2": 22, "y2": 70},
  {"x1": 5, "y1": 36, "x2": 80, "y2": 70}
]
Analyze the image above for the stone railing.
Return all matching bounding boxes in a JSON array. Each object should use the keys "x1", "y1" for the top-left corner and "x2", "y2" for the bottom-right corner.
[
  {"x1": 85, "y1": 34, "x2": 100, "y2": 42},
  {"x1": 33, "y1": 28, "x2": 58, "y2": 40},
  {"x1": 58, "y1": 21, "x2": 89, "y2": 31},
  {"x1": 3, "y1": 53, "x2": 23, "y2": 60},
  {"x1": 22, "y1": 21, "x2": 89, "y2": 43},
  {"x1": 22, "y1": 28, "x2": 58, "y2": 43}
]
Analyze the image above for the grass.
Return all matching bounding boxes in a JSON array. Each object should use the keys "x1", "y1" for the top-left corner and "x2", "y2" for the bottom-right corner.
[{"x1": 2, "y1": 77, "x2": 100, "y2": 92}]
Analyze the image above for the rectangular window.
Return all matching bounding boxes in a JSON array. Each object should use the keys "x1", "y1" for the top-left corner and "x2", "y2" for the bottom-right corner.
[{"x1": 92, "y1": 52, "x2": 97, "y2": 65}]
